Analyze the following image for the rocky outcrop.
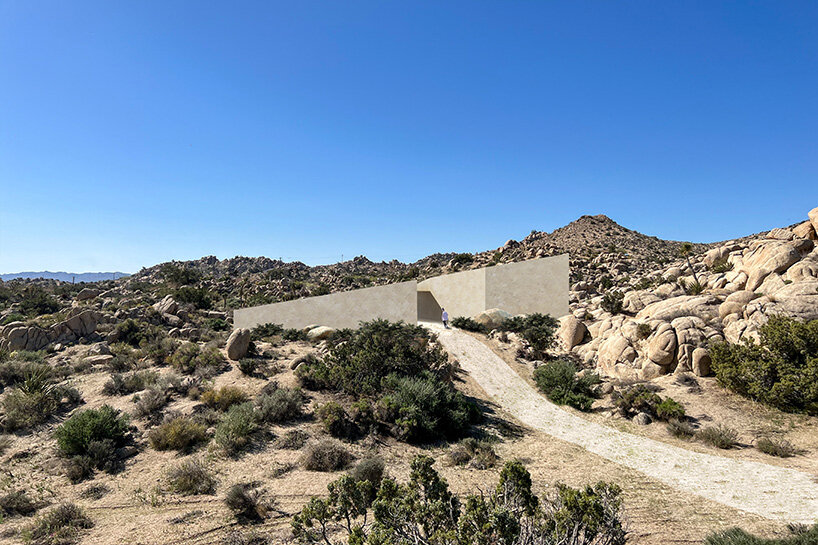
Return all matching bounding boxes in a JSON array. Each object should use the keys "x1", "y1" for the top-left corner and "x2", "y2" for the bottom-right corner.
[
  {"x1": 0, "y1": 310, "x2": 102, "y2": 351},
  {"x1": 153, "y1": 295, "x2": 179, "y2": 316},
  {"x1": 558, "y1": 315, "x2": 587, "y2": 350},
  {"x1": 225, "y1": 328, "x2": 251, "y2": 360},
  {"x1": 76, "y1": 288, "x2": 101, "y2": 301}
]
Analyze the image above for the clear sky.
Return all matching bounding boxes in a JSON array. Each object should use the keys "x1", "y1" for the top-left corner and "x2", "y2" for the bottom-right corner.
[{"x1": 1, "y1": 1, "x2": 816, "y2": 273}]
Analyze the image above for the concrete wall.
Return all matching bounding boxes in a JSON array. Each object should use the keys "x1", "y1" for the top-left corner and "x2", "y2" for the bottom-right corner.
[
  {"x1": 233, "y1": 281, "x2": 418, "y2": 330},
  {"x1": 417, "y1": 267, "x2": 486, "y2": 319},
  {"x1": 485, "y1": 254, "x2": 569, "y2": 318}
]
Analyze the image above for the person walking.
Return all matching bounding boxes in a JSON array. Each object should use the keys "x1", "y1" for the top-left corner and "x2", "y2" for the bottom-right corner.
[{"x1": 442, "y1": 308, "x2": 449, "y2": 329}]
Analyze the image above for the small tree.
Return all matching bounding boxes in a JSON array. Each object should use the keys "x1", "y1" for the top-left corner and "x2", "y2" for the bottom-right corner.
[{"x1": 679, "y1": 242, "x2": 701, "y2": 286}]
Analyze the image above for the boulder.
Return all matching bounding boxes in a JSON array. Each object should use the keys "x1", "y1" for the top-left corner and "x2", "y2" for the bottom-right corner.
[
  {"x1": 634, "y1": 412, "x2": 652, "y2": 425},
  {"x1": 718, "y1": 301, "x2": 744, "y2": 321},
  {"x1": 810, "y1": 206, "x2": 818, "y2": 234},
  {"x1": 87, "y1": 342, "x2": 111, "y2": 356},
  {"x1": 675, "y1": 343, "x2": 695, "y2": 374},
  {"x1": 767, "y1": 281, "x2": 818, "y2": 321},
  {"x1": 636, "y1": 295, "x2": 719, "y2": 323},
  {"x1": 225, "y1": 328, "x2": 251, "y2": 360},
  {"x1": 307, "y1": 326, "x2": 336, "y2": 341},
  {"x1": 692, "y1": 348, "x2": 711, "y2": 377},
  {"x1": 82, "y1": 354, "x2": 114, "y2": 366},
  {"x1": 76, "y1": 288, "x2": 101, "y2": 301},
  {"x1": 153, "y1": 295, "x2": 179, "y2": 316},
  {"x1": 597, "y1": 333, "x2": 637, "y2": 374},
  {"x1": 473, "y1": 308, "x2": 512, "y2": 329},
  {"x1": 558, "y1": 315, "x2": 587, "y2": 350},
  {"x1": 766, "y1": 228, "x2": 794, "y2": 241},
  {"x1": 793, "y1": 220, "x2": 817, "y2": 240},
  {"x1": 725, "y1": 290, "x2": 758, "y2": 304},
  {"x1": 741, "y1": 241, "x2": 801, "y2": 291},
  {"x1": 622, "y1": 290, "x2": 661, "y2": 313},
  {"x1": 663, "y1": 267, "x2": 683, "y2": 282},
  {"x1": 647, "y1": 323, "x2": 677, "y2": 366},
  {"x1": 786, "y1": 260, "x2": 818, "y2": 283}
]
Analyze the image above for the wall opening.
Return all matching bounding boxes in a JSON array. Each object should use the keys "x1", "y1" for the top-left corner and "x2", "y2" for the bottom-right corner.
[{"x1": 417, "y1": 291, "x2": 442, "y2": 323}]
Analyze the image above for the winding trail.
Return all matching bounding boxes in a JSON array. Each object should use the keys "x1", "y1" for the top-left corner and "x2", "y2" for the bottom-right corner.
[{"x1": 429, "y1": 324, "x2": 818, "y2": 523}]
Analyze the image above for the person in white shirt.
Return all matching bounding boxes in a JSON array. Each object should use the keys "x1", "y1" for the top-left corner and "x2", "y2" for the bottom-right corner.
[{"x1": 442, "y1": 308, "x2": 449, "y2": 329}]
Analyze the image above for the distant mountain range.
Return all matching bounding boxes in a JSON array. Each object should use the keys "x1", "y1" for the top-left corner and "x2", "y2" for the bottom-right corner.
[{"x1": 0, "y1": 271, "x2": 130, "y2": 282}]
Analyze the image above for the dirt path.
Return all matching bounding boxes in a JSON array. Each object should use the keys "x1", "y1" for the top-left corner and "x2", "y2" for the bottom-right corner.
[{"x1": 429, "y1": 324, "x2": 818, "y2": 524}]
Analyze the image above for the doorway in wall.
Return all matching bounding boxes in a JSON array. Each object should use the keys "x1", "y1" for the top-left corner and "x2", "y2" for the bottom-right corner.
[{"x1": 417, "y1": 291, "x2": 442, "y2": 323}]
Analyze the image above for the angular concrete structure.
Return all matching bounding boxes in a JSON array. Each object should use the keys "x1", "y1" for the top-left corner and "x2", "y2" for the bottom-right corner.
[{"x1": 233, "y1": 255, "x2": 568, "y2": 330}]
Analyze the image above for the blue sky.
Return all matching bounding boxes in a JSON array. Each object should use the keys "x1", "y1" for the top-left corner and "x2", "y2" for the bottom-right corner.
[{"x1": 1, "y1": 1, "x2": 816, "y2": 273}]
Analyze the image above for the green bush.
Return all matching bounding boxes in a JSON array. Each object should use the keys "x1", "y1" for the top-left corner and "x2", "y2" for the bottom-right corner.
[
  {"x1": 201, "y1": 386, "x2": 249, "y2": 411},
  {"x1": 601, "y1": 290, "x2": 624, "y2": 314},
  {"x1": 170, "y1": 342, "x2": 226, "y2": 376},
  {"x1": 447, "y1": 437, "x2": 498, "y2": 469},
  {"x1": 224, "y1": 483, "x2": 267, "y2": 521},
  {"x1": 204, "y1": 317, "x2": 231, "y2": 332},
  {"x1": 300, "y1": 439, "x2": 353, "y2": 472},
  {"x1": 250, "y1": 322, "x2": 284, "y2": 341},
  {"x1": 451, "y1": 253, "x2": 474, "y2": 267},
  {"x1": 499, "y1": 313, "x2": 559, "y2": 358},
  {"x1": 666, "y1": 419, "x2": 696, "y2": 439},
  {"x1": 25, "y1": 503, "x2": 93, "y2": 545},
  {"x1": 55, "y1": 405, "x2": 129, "y2": 457},
  {"x1": 376, "y1": 372, "x2": 479, "y2": 442},
  {"x1": 102, "y1": 370, "x2": 159, "y2": 396},
  {"x1": 167, "y1": 459, "x2": 216, "y2": 495},
  {"x1": 214, "y1": 403, "x2": 258, "y2": 455},
  {"x1": 174, "y1": 286, "x2": 212, "y2": 309},
  {"x1": 349, "y1": 455, "x2": 385, "y2": 490},
  {"x1": 133, "y1": 387, "x2": 170, "y2": 420},
  {"x1": 255, "y1": 383, "x2": 305, "y2": 423},
  {"x1": 160, "y1": 263, "x2": 202, "y2": 286},
  {"x1": 237, "y1": 358, "x2": 259, "y2": 376},
  {"x1": 20, "y1": 287, "x2": 60, "y2": 317},
  {"x1": 317, "y1": 401, "x2": 356, "y2": 439},
  {"x1": 296, "y1": 320, "x2": 450, "y2": 396},
  {"x1": 756, "y1": 437, "x2": 796, "y2": 458},
  {"x1": 698, "y1": 425, "x2": 738, "y2": 449},
  {"x1": 113, "y1": 319, "x2": 151, "y2": 348},
  {"x1": 705, "y1": 523, "x2": 818, "y2": 545},
  {"x1": 709, "y1": 256, "x2": 734, "y2": 274},
  {"x1": 533, "y1": 360, "x2": 600, "y2": 411},
  {"x1": 0, "y1": 360, "x2": 53, "y2": 389},
  {"x1": 451, "y1": 316, "x2": 488, "y2": 333},
  {"x1": 0, "y1": 488, "x2": 46, "y2": 517},
  {"x1": 148, "y1": 416, "x2": 208, "y2": 452},
  {"x1": 292, "y1": 455, "x2": 625, "y2": 545},
  {"x1": 711, "y1": 316, "x2": 818, "y2": 415},
  {"x1": 655, "y1": 397, "x2": 686, "y2": 421}
]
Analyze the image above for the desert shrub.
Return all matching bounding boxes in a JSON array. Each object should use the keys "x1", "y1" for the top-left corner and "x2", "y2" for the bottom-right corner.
[
  {"x1": 148, "y1": 416, "x2": 208, "y2": 452},
  {"x1": 705, "y1": 523, "x2": 818, "y2": 545},
  {"x1": 0, "y1": 488, "x2": 46, "y2": 517},
  {"x1": 160, "y1": 263, "x2": 202, "y2": 286},
  {"x1": 655, "y1": 397, "x2": 686, "y2": 422},
  {"x1": 615, "y1": 384, "x2": 685, "y2": 423},
  {"x1": 1, "y1": 312, "x2": 25, "y2": 325},
  {"x1": 0, "y1": 360, "x2": 53, "y2": 389},
  {"x1": 141, "y1": 335, "x2": 179, "y2": 365},
  {"x1": 349, "y1": 455, "x2": 385, "y2": 490},
  {"x1": 317, "y1": 401, "x2": 357, "y2": 439},
  {"x1": 133, "y1": 387, "x2": 170, "y2": 420},
  {"x1": 376, "y1": 372, "x2": 480, "y2": 443},
  {"x1": 447, "y1": 437, "x2": 498, "y2": 469},
  {"x1": 601, "y1": 290, "x2": 624, "y2": 314},
  {"x1": 79, "y1": 484, "x2": 109, "y2": 500},
  {"x1": 0, "y1": 434, "x2": 13, "y2": 454},
  {"x1": 255, "y1": 383, "x2": 305, "y2": 423},
  {"x1": 214, "y1": 403, "x2": 258, "y2": 455},
  {"x1": 224, "y1": 483, "x2": 267, "y2": 521},
  {"x1": 2, "y1": 371, "x2": 80, "y2": 431},
  {"x1": 113, "y1": 319, "x2": 151, "y2": 347},
  {"x1": 167, "y1": 459, "x2": 217, "y2": 495},
  {"x1": 666, "y1": 419, "x2": 696, "y2": 439},
  {"x1": 20, "y1": 287, "x2": 60, "y2": 317},
  {"x1": 250, "y1": 323, "x2": 284, "y2": 341},
  {"x1": 102, "y1": 370, "x2": 159, "y2": 396},
  {"x1": 533, "y1": 360, "x2": 600, "y2": 411},
  {"x1": 56, "y1": 405, "x2": 129, "y2": 457},
  {"x1": 205, "y1": 317, "x2": 231, "y2": 332},
  {"x1": 174, "y1": 286, "x2": 212, "y2": 309},
  {"x1": 451, "y1": 253, "x2": 474, "y2": 267},
  {"x1": 711, "y1": 315, "x2": 818, "y2": 415},
  {"x1": 499, "y1": 313, "x2": 559, "y2": 358},
  {"x1": 201, "y1": 386, "x2": 248, "y2": 411},
  {"x1": 237, "y1": 358, "x2": 259, "y2": 376},
  {"x1": 301, "y1": 439, "x2": 353, "y2": 472},
  {"x1": 681, "y1": 279, "x2": 705, "y2": 295},
  {"x1": 451, "y1": 316, "x2": 488, "y2": 333},
  {"x1": 282, "y1": 328, "x2": 308, "y2": 341},
  {"x1": 699, "y1": 425, "x2": 739, "y2": 449},
  {"x1": 296, "y1": 320, "x2": 450, "y2": 396},
  {"x1": 709, "y1": 256, "x2": 734, "y2": 274},
  {"x1": 272, "y1": 432, "x2": 308, "y2": 452},
  {"x1": 25, "y1": 503, "x2": 93, "y2": 545},
  {"x1": 292, "y1": 455, "x2": 625, "y2": 545},
  {"x1": 756, "y1": 437, "x2": 797, "y2": 458},
  {"x1": 170, "y1": 342, "x2": 225, "y2": 376},
  {"x1": 636, "y1": 322, "x2": 652, "y2": 339}
]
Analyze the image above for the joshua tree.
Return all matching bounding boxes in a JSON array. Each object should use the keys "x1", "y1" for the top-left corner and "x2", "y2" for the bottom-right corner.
[{"x1": 679, "y1": 242, "x2": 701, "y2": 287}]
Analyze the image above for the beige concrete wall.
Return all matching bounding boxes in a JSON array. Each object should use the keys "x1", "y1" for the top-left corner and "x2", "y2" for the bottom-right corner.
[
  {"x1": 485, "y1": 254, "x2": 569, "y2": 318},
  {"x1": 417, "y1": 267, "x2": 486, "y2": 319},
  {"x1": 233, "y1": 281, "x2": 418, "y2": 330}
]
